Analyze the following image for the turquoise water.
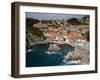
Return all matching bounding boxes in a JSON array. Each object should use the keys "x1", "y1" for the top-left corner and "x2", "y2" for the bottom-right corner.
[{"x1": 26, "y1": 43, "x2": 74, "y2": 67}]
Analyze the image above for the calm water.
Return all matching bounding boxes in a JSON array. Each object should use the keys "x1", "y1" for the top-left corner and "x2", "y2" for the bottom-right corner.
[{"x1": 26, "y1": 43, "x2": 74, "y2": 67}]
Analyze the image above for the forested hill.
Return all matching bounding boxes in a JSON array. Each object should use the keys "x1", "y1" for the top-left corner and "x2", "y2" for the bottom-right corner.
[{"x1": 26, "y1": 18, "x2": 46, "y2": 50}]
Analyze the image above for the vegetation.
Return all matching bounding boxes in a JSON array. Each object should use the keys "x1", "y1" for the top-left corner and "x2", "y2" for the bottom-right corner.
[
  {"x1": 82, "y1": 31, "x2": 89, "y2": 41},
  {"x1": 85, "y1": 31, "x2": 89, "y2": 41},
  {"x1": 67, "y1": 18, "x2": 80, "y2": 25},
  {"x1": 26, "y1": 18, "x2": 39, "y2": 30},
  {"x1": 82, "y1": 15, "x2": 89, "y2": 21},
  {"x1": 81, "y1": 15, "x2": 89, "y2": 25},
  {"x1": 26, "y1": 18, "x2": 46, "y2": 43}
]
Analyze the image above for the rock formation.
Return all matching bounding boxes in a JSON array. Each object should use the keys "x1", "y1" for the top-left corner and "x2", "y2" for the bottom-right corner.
[{"x1": 48, "y1": 44, "x2": 60, "y2": 52}]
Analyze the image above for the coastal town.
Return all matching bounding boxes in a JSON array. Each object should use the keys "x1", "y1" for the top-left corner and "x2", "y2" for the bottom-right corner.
[
  {"x1": 26, "y1": 15, "x2": 90, "y2": 65},
  {"x1": 33, "y1": 19, "x2": 89, "y2": 47}
]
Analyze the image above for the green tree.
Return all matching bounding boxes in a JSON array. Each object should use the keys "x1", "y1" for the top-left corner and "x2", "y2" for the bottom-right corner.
[
  {"x1": 81, "y1": 15, "x2": 89, "y2": 25},
  {"x1": 26, "y1": 18, "x2": 39, "y2": 30},
  {"x1": 26, "y1": 18, "x2": 46, "y2": 42},
  {"x1": 84, "y1": 31, "x2": 89, "y2": 41},
  {"x1": 67, "y1": 18, "x2": 80, "y2": 25}
]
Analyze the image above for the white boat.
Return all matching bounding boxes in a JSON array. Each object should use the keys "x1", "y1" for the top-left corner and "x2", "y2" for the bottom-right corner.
[{"x1": 26, "y1": 49, "x2": 32, "y2": 52}]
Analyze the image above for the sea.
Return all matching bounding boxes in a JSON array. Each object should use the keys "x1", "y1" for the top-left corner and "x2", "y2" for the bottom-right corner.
[{"x1": 26, "y1": 43, "x2": 74, "y2": 67}]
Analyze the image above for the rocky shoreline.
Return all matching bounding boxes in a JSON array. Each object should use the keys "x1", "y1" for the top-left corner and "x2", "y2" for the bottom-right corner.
[
  {"x1": 63, "y1": 44, "x2": 89, "y2": 65},
  {"x1": 27, "y1": 40, "x2": 89, "y2": 65}
]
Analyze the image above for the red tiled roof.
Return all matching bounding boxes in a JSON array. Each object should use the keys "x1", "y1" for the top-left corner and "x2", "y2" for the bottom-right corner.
[{"x1": 67, "y1": 32, "x2": 85, "y2": 40}]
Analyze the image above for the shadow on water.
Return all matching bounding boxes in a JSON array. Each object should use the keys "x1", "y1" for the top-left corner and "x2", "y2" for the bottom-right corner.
[{"x1": 26, "y1": 43, "x2": 74, "y2": 67}]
